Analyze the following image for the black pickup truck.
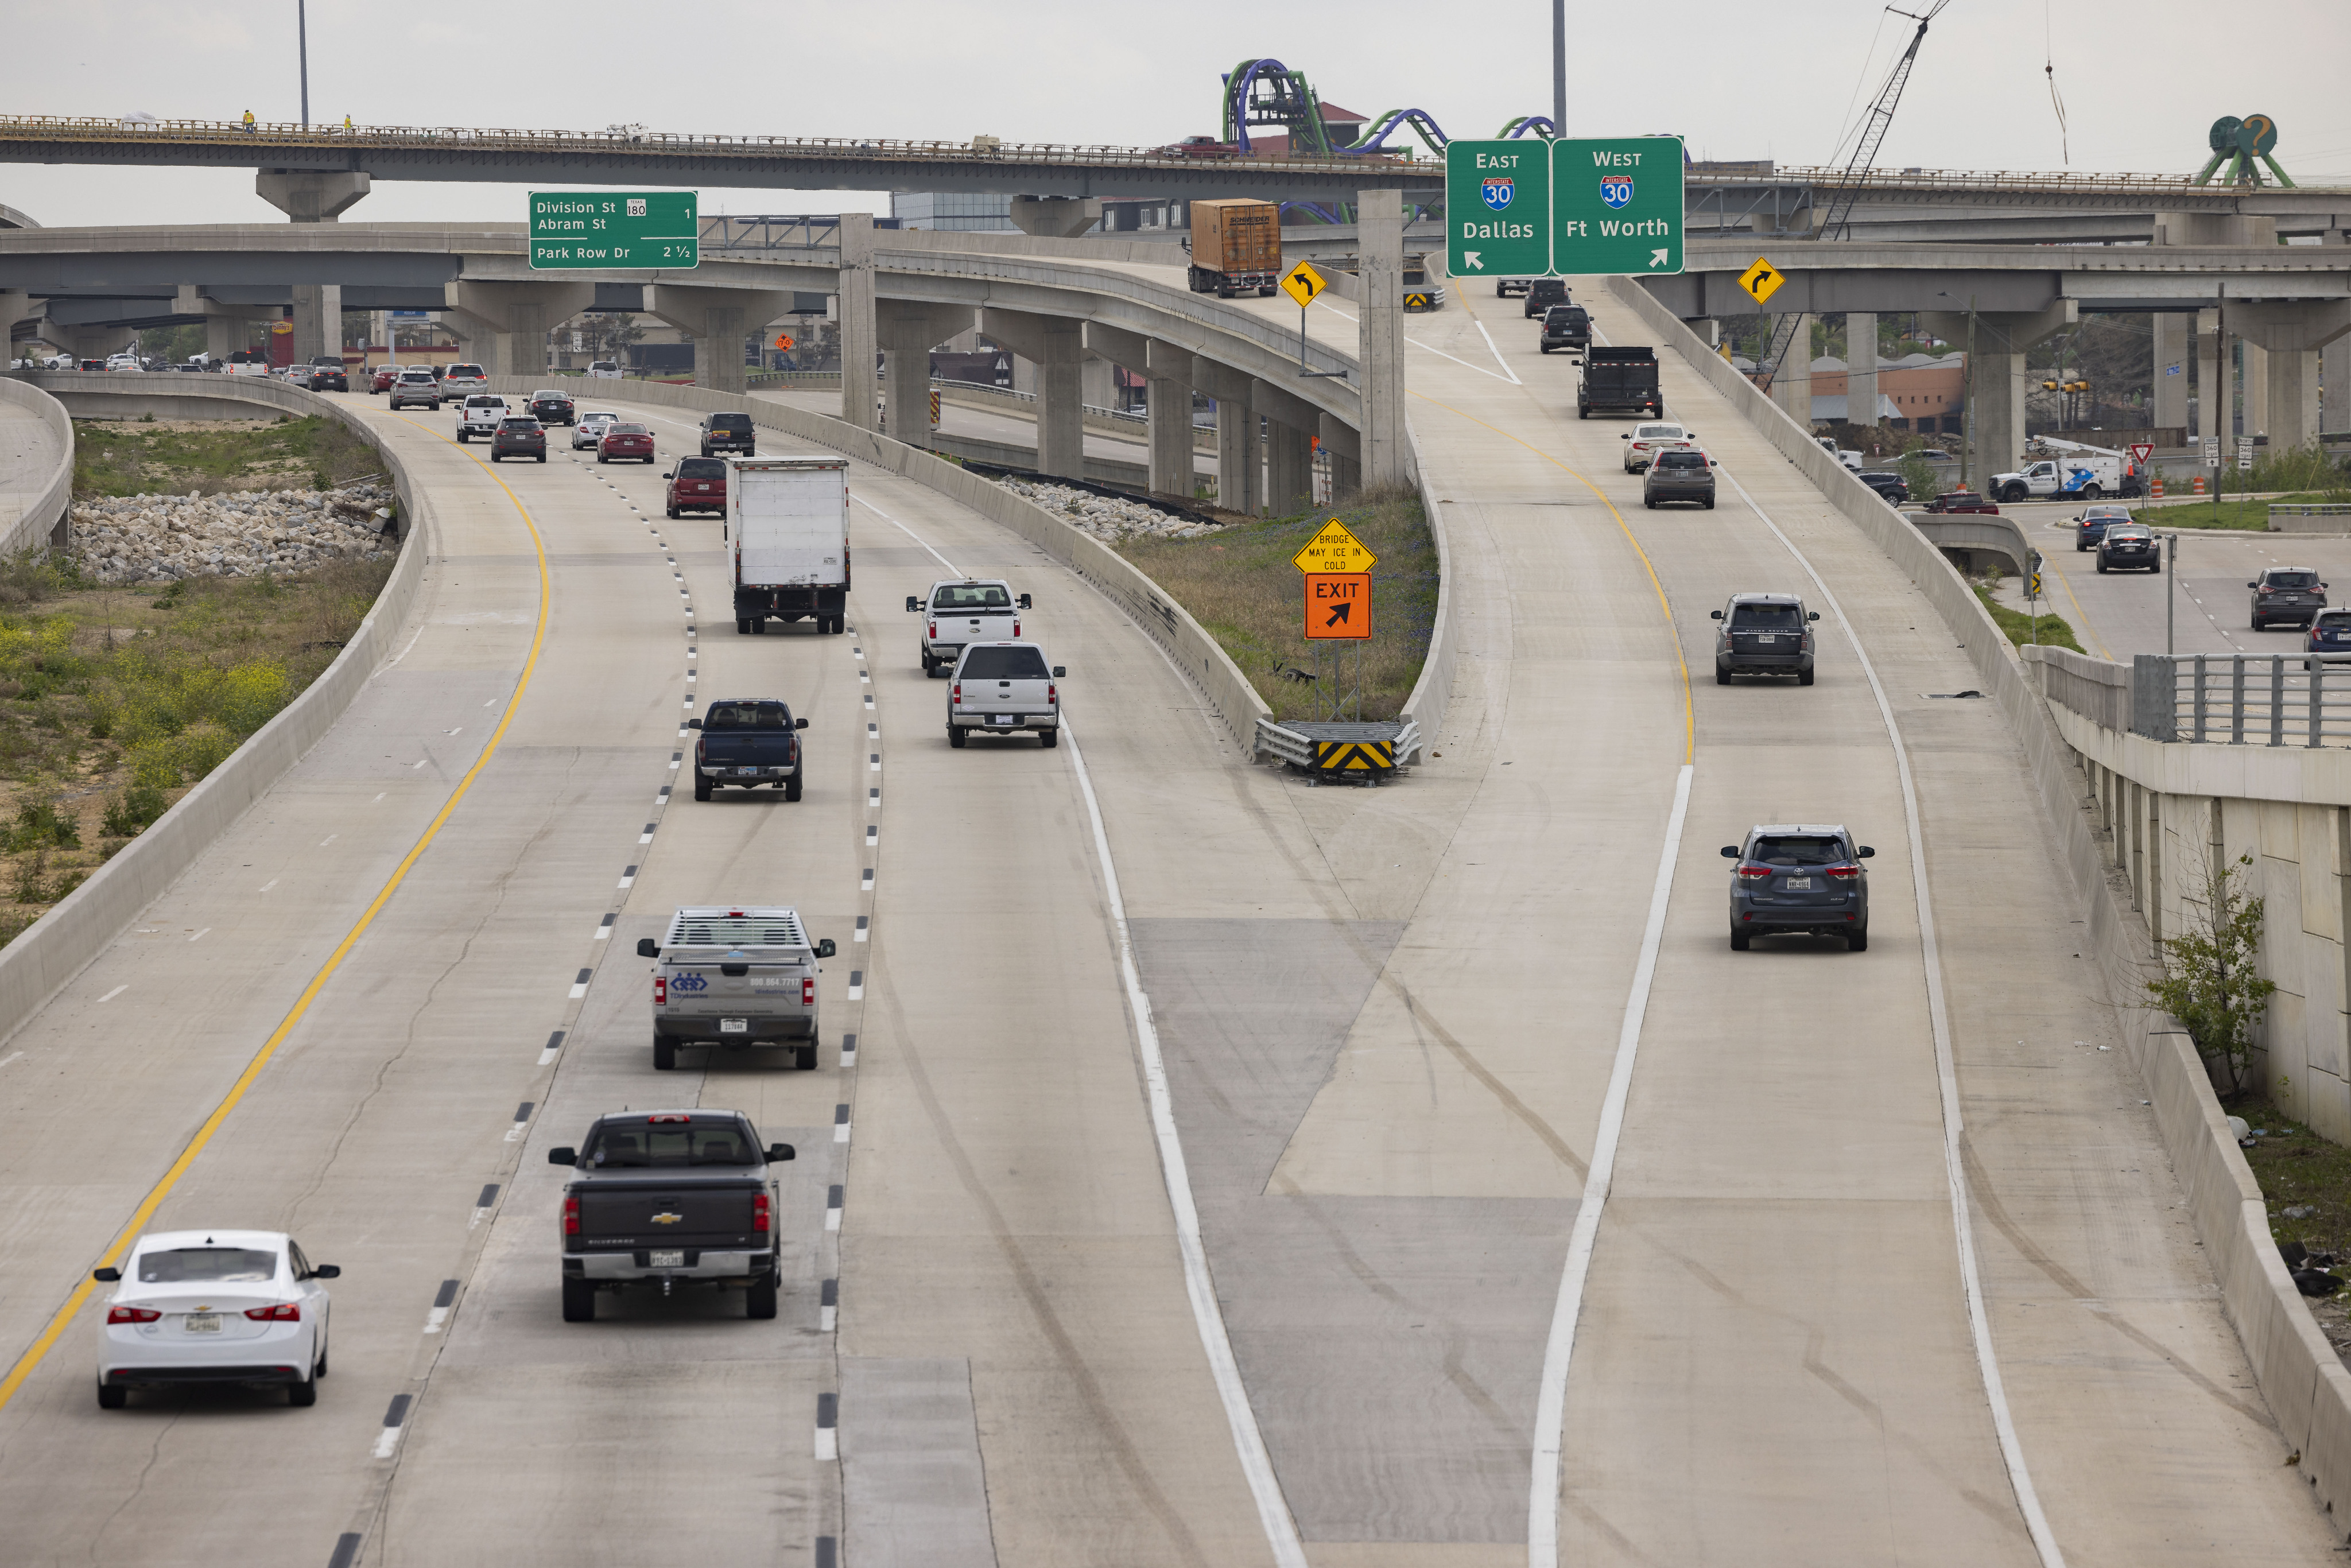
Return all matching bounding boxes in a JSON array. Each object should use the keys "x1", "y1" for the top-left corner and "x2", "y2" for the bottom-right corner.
[
  {"x1": 1578, "y1": 345, "x2": 1663, "y2": 420},
  {"x1": 550, "y1": 1111, "x2": 795, "y2": 1321},
  {"x1": 689, "y1": 698, "x2": 808, "y2": 801}
]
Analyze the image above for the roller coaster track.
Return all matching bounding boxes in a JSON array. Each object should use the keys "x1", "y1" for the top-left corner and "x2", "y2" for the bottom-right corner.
[{"x1": 1220, "y1": 59, "x2": 1551, "y2": 157}]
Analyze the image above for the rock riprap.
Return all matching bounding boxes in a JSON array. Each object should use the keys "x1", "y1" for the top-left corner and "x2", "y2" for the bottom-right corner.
[
  {"x1": 69, "y1": 484, "x2": 397, "y2": 583},
  {"x1": 992, "y1": 476, "x2": 1229, "y2": 542}
]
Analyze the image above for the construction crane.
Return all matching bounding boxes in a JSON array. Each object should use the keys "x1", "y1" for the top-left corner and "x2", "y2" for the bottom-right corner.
[{"x1": 1755, "y1": 0, "x2": 1952, "y2": 393}]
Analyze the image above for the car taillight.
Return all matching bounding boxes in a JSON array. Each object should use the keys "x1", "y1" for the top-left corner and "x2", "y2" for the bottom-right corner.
[
  {"x1": 752, "y1": 1192, "x2": 771, "y2": 1234},
  {"x1": 1737, "y1": 864, "x2": 1772, "y2": 879},
  {"x1": 245, "y1": 1303, "x2": 301, "y2": 1322},
  {"x1": 564, "y1": 1196, "x2": 581, "y2": 1236},
  {"x1": 1047, "y1": 684, "x2": 1057, "y2": 704},
  {"x1": 1826, "y1": 865, "x2": 1860, "y2": 880},
  {"x1": 2260, "y1": 585, "x2": 2276, "y2": 595},
  {"x1": 928, "y1": 623, "x2": 937, "y2": 639},
  {"x1": 1012, "y1": 621, "x2": 1020, "y2": 637},
  {"x1": 654, "y1": 976, "x2": 668, "y2": 1005},
  {"x1": 801, "y1": 977, "x2": 814, "y2": 1005},
  {"x1": 952, "y1": 681, "x2": 961, "y2": 703},
  {"x1": 107, "y1": 1306, "x2": 160, "y2": 1324}
]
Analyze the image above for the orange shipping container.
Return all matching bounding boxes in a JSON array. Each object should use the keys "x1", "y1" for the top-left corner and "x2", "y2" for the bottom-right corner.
[{"x1": 1189, "y1": 199, "x2": 1282, "y2": 296}]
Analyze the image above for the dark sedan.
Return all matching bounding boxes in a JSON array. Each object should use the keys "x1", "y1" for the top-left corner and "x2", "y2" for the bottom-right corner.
[
  {"x1": 2095, "y1": 524, "x2": 2160, "y2": 573},
  {"x1": 598, "y1": 423, "x2": 656, "y2": 463},
  {"x1": 2073, "y1": 504, "x2": 2135, "y2": 550},
  {"x1": 304, "y1": 365, "x2": 348, "y2": 392},
  {"x1": 528, "y1": 390, "x2": 577, "y2": 426},
  {"x1": 1856, "y1": 471, "x2": 1910, "y2": 504},
  {"x1": 490, "y1": 416, "x2": 548, "y2": 463},
  {"x1": 1923, "y1": 491, "x2": 2000, "y2": 514}
]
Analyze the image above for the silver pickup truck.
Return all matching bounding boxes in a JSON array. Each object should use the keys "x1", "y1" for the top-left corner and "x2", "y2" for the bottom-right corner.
[
  {"x1": 909, "y1": 578, "x2": 1031, "y2": 677},
  {"x1": 549, "y1": 1110, "x2": 796, "y2": 1321},
  {"x1": 637, "y1": 906, "x2": 836, "y2": 1072}
]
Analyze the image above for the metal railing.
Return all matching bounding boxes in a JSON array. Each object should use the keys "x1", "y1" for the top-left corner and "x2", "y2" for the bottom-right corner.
[{"x1": 2147, "y1": 653, "x2": 2351, "y2": 747}]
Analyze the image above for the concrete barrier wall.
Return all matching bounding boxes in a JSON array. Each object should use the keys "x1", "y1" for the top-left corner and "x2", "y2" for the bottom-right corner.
[
  {"x1": 0, "y1": 374, "x2": 74, "y2": 554},
  {"x1": 928, "y1": 433, "x2": 1149, "y2": 491},
  {"x1": 2028, "y1": 643, "x2": 2133, "y2": 733},
  {"x1": 1400, "y1": 410, "x2": 1456, "y2": 758},
  {"x1": 499, "y1": 374, "x2": 1273, "y2": 751},
  {"x1": 1607, "y1": 276, "x2": 2351, "y2": 1528},
  {"x1": 0, "y1": 372, "x2": 426, "y2": 1051}
]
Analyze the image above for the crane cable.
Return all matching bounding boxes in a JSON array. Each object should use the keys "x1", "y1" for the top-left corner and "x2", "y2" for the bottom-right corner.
[{"x1": 2044, "y1": 0, "x2": 2070, "y2": 164}]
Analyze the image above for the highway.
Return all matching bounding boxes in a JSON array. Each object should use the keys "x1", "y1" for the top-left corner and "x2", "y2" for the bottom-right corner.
[{"x1": 0, "y1": 250, "x2": 2341, "y2": 1568}]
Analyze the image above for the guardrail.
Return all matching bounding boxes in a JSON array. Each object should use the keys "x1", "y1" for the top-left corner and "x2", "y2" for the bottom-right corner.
[{"x1": 2122, "y1": 651, "x2": 2351, "y2": 746}]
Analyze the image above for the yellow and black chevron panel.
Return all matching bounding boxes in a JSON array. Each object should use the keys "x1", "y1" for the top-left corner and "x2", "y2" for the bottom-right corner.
[{"x1": 1314, "y1": 740, "x2": 1395, "y2": 772}]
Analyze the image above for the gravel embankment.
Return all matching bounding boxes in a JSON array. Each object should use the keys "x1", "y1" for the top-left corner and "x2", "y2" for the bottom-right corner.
[
  {"x1": 993, "y1": 476, "x2": 1228, "y2": 543},
  {"x1": 68, "y1": 484, "x2": 397, "y2": 583}
]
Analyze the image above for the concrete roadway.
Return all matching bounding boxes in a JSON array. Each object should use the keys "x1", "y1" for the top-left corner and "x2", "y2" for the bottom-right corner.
[{"x1": 0, "y1": 390, "x2": 62, "y2": 538}]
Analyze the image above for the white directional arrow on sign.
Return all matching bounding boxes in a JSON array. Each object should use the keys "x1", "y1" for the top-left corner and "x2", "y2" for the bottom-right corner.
[
  {"x1": 1650, "y1": 249, "x2": 1669, "y2": 269},
  {"x1": 1462, "y1": 252, "x2": 1483, "y2": 270}
]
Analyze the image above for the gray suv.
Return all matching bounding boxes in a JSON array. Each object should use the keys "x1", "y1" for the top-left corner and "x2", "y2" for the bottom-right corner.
[
  {"x1": 2252, "y1": 567, "x2": 2327, "y2": 631},
  {"x1": 1711, "y1": 594, "x2": 1819, "y2": 685},
  {"x1": 1723, "y1": 824, "x2": 1875, "y2": 951},
  {"x1": 1644, "y1": 448, "x2": 1716, "y2": 510}
]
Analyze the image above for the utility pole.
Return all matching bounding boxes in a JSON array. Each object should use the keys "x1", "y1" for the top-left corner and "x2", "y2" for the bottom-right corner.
[
  {"x1": 297, "y1": 0, "x2": 309, "y2": 126},
  {"x1": 1551, "y1": 0, "x2": 1566, "y2": 137},
  {"x1": 1962, "y1": 300, "x2": 1977, "y2": 491}
]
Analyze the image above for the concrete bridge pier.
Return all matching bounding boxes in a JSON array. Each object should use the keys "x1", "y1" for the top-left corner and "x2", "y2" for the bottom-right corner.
[
  {"x1": 171, "y1": 286, "x2": 275, "y2": 363},
  {"x1": 256, "y1": 171, "x2": 370, "y2": 366},
  {"x1": 1086, "y1": 324, "x2": 1195, "y2": 498},
  {"x1": 2196, "y1": 308, "x2": 2225, "y2": 444},
  {"x1": 2224, "y1": 300, "x2": 2351, "y2": 451},
  {"x1": 1357, "y1": 189, "x2": 1407, "y2": 488},
  {"x1": 1, "y1": 290, "x2": 31, "y2": 358},
  {"x1": 1007, "y1": 197, "x2": 1101, "y2": 239},
  {"x1": 877, "y1": 302, "x2": 972, "y2": 449},
  {"x1": 645, "y1": 285, "x2": 796, "y2": 395},
  {"x1": 1190, "y1": 360, "x2": 1259, "y2": 513},
  {"x1": 1846, "y1": 312, "x2": 1878, "y2": 427},
  {"x1": 1320, "y1": 414, "x2": 1361, "y2": 500},
  {"x1": 445, "y1": 280, "x2": 595, "y2": 383},
  {"x1": 1252, "y1": 377, "x2": 1324, "y2": 516},
  {"x1": 2243, "y1": 341, "x2": 2269, "y2": 440},
  {"x1": 837, "y1": 214, "x2": 878, "y2": 430},
  {"x1": 979, "y1": 309, "x2": 1084, "y2": 479},
  {"x1": 2153, "y1": 313, "x2": 2190, "y2": 432},
  {"x1": 1771, "y1": 323, "x2": 1811, "y2": 425},
  {"x1": 1923, "y1": 300, "x2": 2074, "y2": 480}
]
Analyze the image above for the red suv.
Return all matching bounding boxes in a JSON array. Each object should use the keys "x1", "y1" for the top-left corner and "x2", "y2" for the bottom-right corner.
[
  {"x1": 597, "y1": 422, "x2": 655, "y2": 463},
  {"x1": 666, "y1": 456, "x2": 728, "y2": 517}
]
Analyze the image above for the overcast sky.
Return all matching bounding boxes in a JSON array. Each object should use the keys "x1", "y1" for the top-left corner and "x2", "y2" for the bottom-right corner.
[{"x1": 7, "y1": 0, "x2": 2348, "y2": 227}]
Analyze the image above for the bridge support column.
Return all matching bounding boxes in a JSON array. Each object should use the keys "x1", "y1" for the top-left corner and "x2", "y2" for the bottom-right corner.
[
  {"x1": 446, "y1": 281, "x2": 596, "y2": 384},
  {"x1": 1321, "y1": 415, "x2": 1361, "y2": 502},
  {"x1": 2328, "y1": 336, "x2": 2351, "y2": 436},
  {"x1": 1088, "y1": 324, "x2": 1196, "y2": 499},
  {"x1": 837, "y1": 214, "x2": 878, "y2": 430},
  {"x1": 2268, "y1": 349, "x2": 2320, "y2": 451},
  {"x1": 1924, "y1": 300, "x2": 2074, "y2": 486},
  {"x1": 1252, "y1": 378, "x2": 1325, "y2": 517},
  {"x1": 1007, "y1": 197, "x2": 1101, "y2": 239},
  {"x1": 2153, "y1": 313, "x2": 2190, "y2": 433},
  {"x1": 644, "y1": 286, "x2": 797, "y2": 395},
  {"x1": 1771, "y1": 322, "x2": 1811, "y2": 425},
  {"x1": 2242, "y1": 340, "x2": 2269, "y2": 440},
  {"x1": 0, "y1": 290, "x2": 31, "y2": 359},
  {"x1": 1189, "y1": 361, "x2": 1259, "y2": 513},
  {"x1": 256, "y1": 171, "x2": 370, "y2": 367},
  {"x1": 2195, "y1": 309, "x2": 2224, "y2": 444},
  {"x1": 1846, "y1": 312, "x2": 1879, "y2": 427},
  {"x1": 1357, "y1": 189, "x2": 1408, "y2": 488},
  {"x1": 979, "y1": 309, "x2": 1084, "y2": 479},
  {"x1": 878, "y1": 302, "x2": 972, "y2": 450},
  {"x1": 2225, "y1": 300, "x2": 2351, "y2": 451}
]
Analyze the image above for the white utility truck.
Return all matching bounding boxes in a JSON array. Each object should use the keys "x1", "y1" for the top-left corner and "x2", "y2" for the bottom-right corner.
[
  {"x1": 727, "y1": 456, "x2": 850, "y2": 636},
  {"x1": 906, "y1": 579, "x2": 1031, "y2": 677},
  {"x1": 1991, "y1": 438, "x2": 2146, "y2": 504}
]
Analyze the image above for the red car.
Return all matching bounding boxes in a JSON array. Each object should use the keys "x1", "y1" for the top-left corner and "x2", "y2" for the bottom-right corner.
[
  {"x1": 370, "y1": 366, "x2": 399, "y2": 394},
  {"x1": 1923, "y1": 491, "x2": 2001, "y2": 515},
  {"x1": 666, "y1": 456, "x2": 728, "y2": 517},
  {"x1": 597, "y1": 423, "x2": 655, "y2": 463}
]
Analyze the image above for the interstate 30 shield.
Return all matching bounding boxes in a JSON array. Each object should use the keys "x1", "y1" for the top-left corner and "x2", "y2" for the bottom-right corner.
[
  {"x1": 1481, "y1": 177, "x2": 1514, "y2": 211},
  {"x1": 1599, "y1": 174, "x2": 1634, "y2": 209}
]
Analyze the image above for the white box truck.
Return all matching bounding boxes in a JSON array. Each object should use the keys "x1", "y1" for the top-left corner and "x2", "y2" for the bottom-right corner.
[{"x1": 727, "y1": 456, "x2": 851, "y2": 635}]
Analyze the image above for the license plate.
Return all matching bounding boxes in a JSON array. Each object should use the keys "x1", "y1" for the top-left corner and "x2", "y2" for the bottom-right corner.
[
  {"x1": 1786, "y1": 878, "x2": 1811, "y2": 890},
  {"x1": 183, "y1": 1313, "x2": 221, "y2": 1333},
  {"x1": 719, "y1": 1019, "x2": 748, "y2": 1034},
  {"x1": 991, "y1": 715, "x2": 1015, "y2": 725},
  {"x1": 649, "y1": 1251, "x2": 685, "y2": 1268},
  {"x1": 1754, "y1": 635, "x2": 1778, "y2": 645},
  {"x1": 735, "y1": 766, "x2": 761, "y2": 776}
]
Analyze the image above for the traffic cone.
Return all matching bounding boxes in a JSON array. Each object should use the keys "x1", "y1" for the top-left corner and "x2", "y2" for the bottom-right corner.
[
  {"x1": 2193, "y1": 475, "x2": 2206, "y2": 495},
  {"x1": 2152, "y1": 477, "x2": 2164, "y2": 498}
]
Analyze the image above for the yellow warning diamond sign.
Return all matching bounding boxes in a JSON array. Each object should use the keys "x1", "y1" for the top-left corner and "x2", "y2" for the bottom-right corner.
[
  {"x1": 1737, "y1": 256, "x2": 1786, "y2": 306},
  {"x1": 1291, "y1": 518, "x2": 1378, "y2": 573},
  {"x1": 1279, "y1": 261, "x2": 1329, "y2": 309}
]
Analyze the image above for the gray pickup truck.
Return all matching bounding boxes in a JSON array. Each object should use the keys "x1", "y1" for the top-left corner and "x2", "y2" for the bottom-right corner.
[
  {"x1": 549, "y1": 1110, "x2": 796, "y2": 1321},
  {"x1": 637, "y1": 906, "x2": 836, "y2": 1071}
]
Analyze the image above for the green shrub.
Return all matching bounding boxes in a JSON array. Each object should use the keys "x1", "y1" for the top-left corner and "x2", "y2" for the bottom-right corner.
[
  {"x1": 7, "y1": 799, "x2": 79, "y2": 851},
  {"x1": 103, "y1": 784, "x2": 168, "y2": 836}
]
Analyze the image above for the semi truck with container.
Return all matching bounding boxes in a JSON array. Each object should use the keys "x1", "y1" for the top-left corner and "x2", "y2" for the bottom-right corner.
[
  {"x1": 1186, "y1": 198, "x2": 1281, "y2": 298},
  {"x1": 727, "y1": 456, "x2": 851, "y2": 635}
]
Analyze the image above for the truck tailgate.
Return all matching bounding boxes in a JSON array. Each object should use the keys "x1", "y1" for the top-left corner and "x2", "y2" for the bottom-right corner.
[
  {"x1": 571, "y1": 1178, "x2": 762, "y2": 1250},
  {"x1": 665, "y1": 959, "x2": 811, "y2": 1018},
  {"x1": 738, "y1": 479, "x2": 848, "y2": 586}
]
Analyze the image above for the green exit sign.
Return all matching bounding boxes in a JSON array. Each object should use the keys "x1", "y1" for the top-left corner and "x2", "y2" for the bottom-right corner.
[
  {"x1": 529, "y1": 191, "x2": 699, "y2": 270},
  {"x1": 1445, "y1": 140, "x2": 1550, "y2": 279},
  {"x1": 1551, "y1": 137, "x2": 1683, "y2": 275}
]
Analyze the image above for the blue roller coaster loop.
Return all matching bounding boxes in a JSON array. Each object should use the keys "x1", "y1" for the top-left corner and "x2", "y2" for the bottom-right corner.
[
  {"x1": 1496, "y1": 116, "x2": 1558, "y2": 139},
  {"x1": 1223, "y1": 59, "x2": 1551, "y2": 157}
]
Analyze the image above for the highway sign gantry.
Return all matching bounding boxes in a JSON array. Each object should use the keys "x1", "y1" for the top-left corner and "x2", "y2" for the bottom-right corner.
[
  {"x1": 1445, "y1": 139, "x2": 1550, "y2": 278},
  {"x1": 1737, "y1": 257, "x2": 1786, "y2": 306},
  {"x1": 1551, "y1": 137, "x2": 1684, "y2": 276},
  {"x1": 1291, "y1": 518, "x2": 1378, "y2": 573},
  {"x1": 529, "y1": 191, "x2": 699, "y2": 270},
  {"x1": 1305, "y1": 573, "x2": 1372, "y2": 639},
  {"x1": 1279, "y1": 261, "x2": 1329, "y2": 308}
]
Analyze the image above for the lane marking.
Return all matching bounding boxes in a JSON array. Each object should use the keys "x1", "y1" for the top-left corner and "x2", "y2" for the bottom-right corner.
[
  {"x1": 846, "y1": 971, "x2": 864, "y2": 1001},
  {"x1": 96, "y1": 985, "x2": 127, "y2": 1004},
  {"x1": 820, "y1": 1277, "x2": 838, "y2": 1333},
  {"x1": 1713, "y1": 459, "x2": 2067, "y2": 1568},
  {"x1": 0, "y1": 1051, "x2": 22, "y2": 1070},
  {"x1": 851, "y1": 495, "x2": 958, "y2": 572},
  {"x1": 187, "y1": 928, "x2": 209, "y2": 943},
  {"x1": 540, "y1": 1030, "x2": 565, "y2": 1066},
  {"x1": 258, "y1": 878, "x2": 279, "y2": 894},
  {"x1": 319, "y1": 835, "x2": 338, "y2": 848},
  {"x1": 840, "y1": 1032, "x2": 857, "y2": 1068},
  {"x1": 816, "y1": 1391, "x2": 839, "y2": 1460},
  {"x1": 1527, "y1": 764, "x2": 1692, "y2": 1565},
  {"x1": 826, "y1": 1184, "x2": 844, "y2": 1232},
  {"x1": 0, "y1": 409, "x2": 554, "y2": 1417}
]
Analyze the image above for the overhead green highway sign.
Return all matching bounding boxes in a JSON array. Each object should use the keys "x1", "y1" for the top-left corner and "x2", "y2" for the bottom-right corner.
[
  {"x1": 1551, "y1": 137, "x2": 1684, "y2": 276},
  {"x1": 529, "y1": 191, "x2": 699, "y2": 270},
  {"x1": 1445, "y1": 140, "x2": 1549, "y2": 279}
]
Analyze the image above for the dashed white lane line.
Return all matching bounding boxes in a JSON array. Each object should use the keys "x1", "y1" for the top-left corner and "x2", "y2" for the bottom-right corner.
[
  {"x1": 568, "y1": 969, "x2": 591, "y2": 999},
  {"x1": 845, "y1": 971, "x2": 864, "y2": 1001},
  {"x1": 319, "y1": 834, "x2": 337, "y2": 848},
  {"x1": 96, "y1": 985, "x2": 127, "y2": 1004},
  {"x1": 639, "y1": 824, "x2": 657, "y2": 844},
  {"x1": 258, "y1": 879, "x2": 279, "y2": 894},
  {"x1": 0, "y1": 1051, "x2": 24, "y2": 1070},
  {"x1": 372, "y1": 1394, "x2": 412, "y2": 1459},
  {"x1": 864, "y1": 825, "x2": 878, "y2": 845},
  {"x1": 820, "y1": 1279, "x2": 838, "y2": 1333},
  {"x1": 839, "y1": 1034, "x2": 858, "y2": 1069},
  {"x1": 372, "y1": 792, "x2": 386, "y2": 803},
  {"x1": 187, "y1": 928, "x2": 210, "y2": 944}
]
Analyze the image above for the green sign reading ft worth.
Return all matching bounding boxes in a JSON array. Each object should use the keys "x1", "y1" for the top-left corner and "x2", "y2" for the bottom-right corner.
[
  {"x1": 529, "y1": 191, "x2": 700, "y2": 270},
  {"x1": 1551, "y1": 138, "x2": 1683, "y2": 275},
  {"x1": 1445, "y1": 141, "x2": 1550, "y2": 278}
]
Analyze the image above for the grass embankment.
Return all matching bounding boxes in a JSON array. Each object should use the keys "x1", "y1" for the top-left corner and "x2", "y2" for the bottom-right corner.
[
  {"x1": 74, "y1": 413, "x2": 382, "y2": 498},
  {"x1": 2142, "y1": 492, "x2": 2351, "y2": 532},
  {"x1": 1115, "y1": 490, "x2": 1438, "y2": 723},
  {"x1": 1972, "y1": 583, "x2": 2085, "y2": 654}
]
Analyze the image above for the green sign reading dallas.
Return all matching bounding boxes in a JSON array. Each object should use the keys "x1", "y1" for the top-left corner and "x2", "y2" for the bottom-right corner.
[
  {"x1": 1444, "y1": 137, "x2": 1683, "y2": 278},
  {"x1": 529, "y1": 191, "x2": 700, "y2": 270}
]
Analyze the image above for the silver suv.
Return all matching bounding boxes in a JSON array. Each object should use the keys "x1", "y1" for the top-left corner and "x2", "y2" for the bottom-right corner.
[
  {"x1": 1723, "y1": 824, "x2": 1874, "y2": 951},
  {"x1": 1643, "y1": 448, "x2": 1716, "y2": 510},
  {"x1": 1711, "y1": 594, "x2": 1819, "y2": 685}
]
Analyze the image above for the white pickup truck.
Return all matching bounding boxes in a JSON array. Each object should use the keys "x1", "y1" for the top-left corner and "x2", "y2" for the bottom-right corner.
[
  {"x1": 1991, "y1": 443, "x2": 2144, "y2": 504},
  {"x1": 636, "y1": 906, "x2": 837, "y2": 1072},
  {"x1": 456, "y1": 395, "x2": 509, "y2": 443},
  {"x1": 947, "y1": 641, "x2": 1064, "y2": 748},
  {"x1": 907, "y1": 579, "x2": 1031, "y2": 676}
]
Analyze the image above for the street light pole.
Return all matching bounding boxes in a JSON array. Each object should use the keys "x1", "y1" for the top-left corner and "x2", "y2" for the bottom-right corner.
[
  {"x1": 297, "y1": 0, "x2": 309, "y2": 127},
  {"x1": 1551, "y1": 0, "x2": 1566, "y2": 138}
]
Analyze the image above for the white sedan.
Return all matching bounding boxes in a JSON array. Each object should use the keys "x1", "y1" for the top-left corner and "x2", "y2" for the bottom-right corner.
[
  {"x1": 93, "y1": 1229, "x2": 337, "y2": 1408},
  {"x1": 1621, "y1": 421, "x2": 1692, "y2": 473},
  {"x1": 575, "y1": 411, "x2": 620, "y2": 450}
]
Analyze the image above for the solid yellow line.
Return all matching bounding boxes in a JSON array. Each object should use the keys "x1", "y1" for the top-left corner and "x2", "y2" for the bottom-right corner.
[
  {"x1": 2037, "y1": 544, "x2": 2115, "y2": 660},
  {"x1": 0, "y1": 418, "x2": 549, "y2": 1413},
  {"x1": 1406, "y1": 388, "x2": 1697, "y2": 764}
]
